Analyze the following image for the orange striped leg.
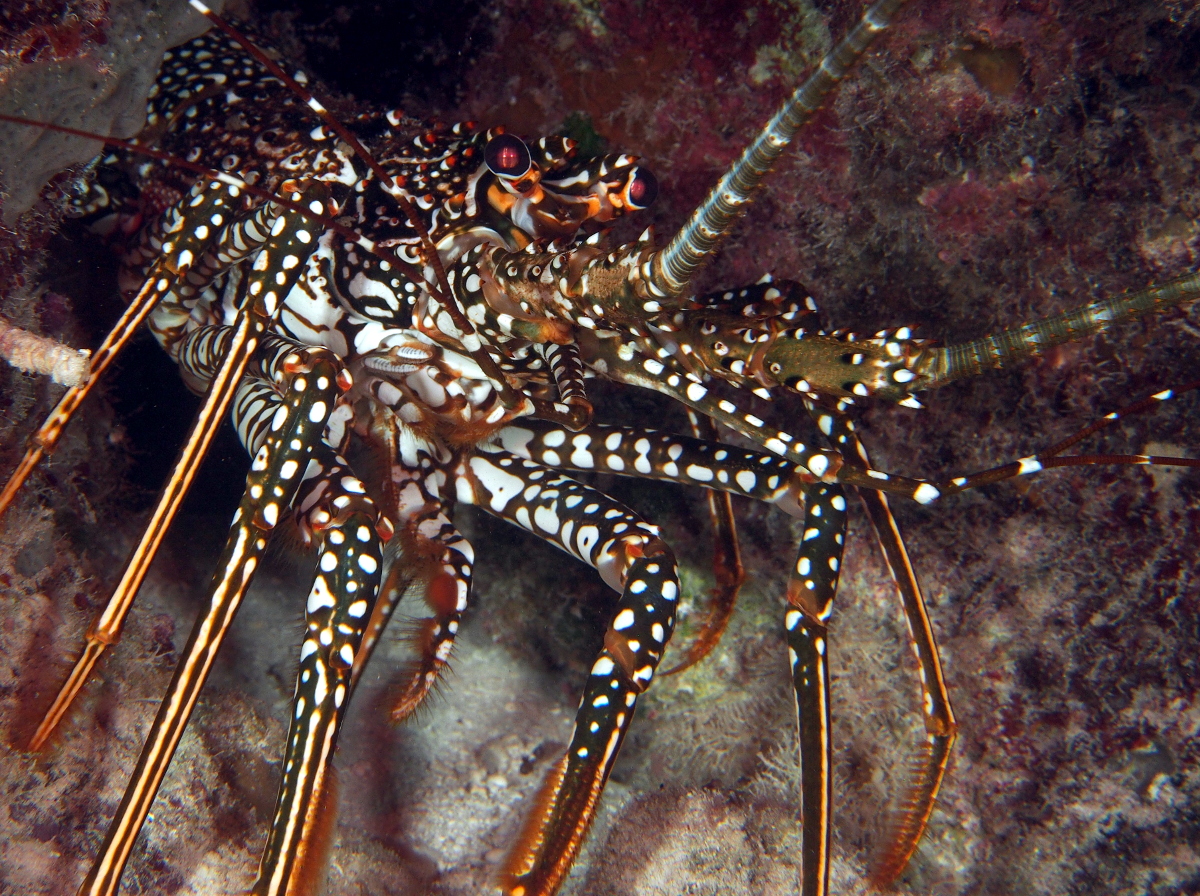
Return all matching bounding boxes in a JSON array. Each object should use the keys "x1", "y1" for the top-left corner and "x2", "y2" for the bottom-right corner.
[
  {"x1": 809, "y1": 403, "x2": 956, "y2": 885},
  {"x1": 785, "y1": 482, "x2": 848, "y2": 896},
  {"x1": 0, "y1": 178, "x2": 247, "y2": 518},
  {"x1": 31, "y1": 318, "x2": 256, "y2": 749},
  {"x1": 32, "y1": 179, "x2": 334, "y2": 748},
  {"x1": 460, "y1": 448, "x2": 679, "y2": 896},
  {"x1": 253, "y1": 465, "x2": 383, "y2": 896},
  {"x1": 857, "y1": 486, "x2": 956, "y2": 885},
  {"x1": 76, "y1": 351, "x2": 345, "y2": 896}
]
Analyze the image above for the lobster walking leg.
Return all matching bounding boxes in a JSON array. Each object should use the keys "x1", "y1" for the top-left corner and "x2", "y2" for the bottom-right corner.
[
  {"x1": 79, "y1": 344, "x2": 347, "y2": 896},
  {"x1": 459, "y1": 448, "x2": 679, "y2": 896},
  {"x1": 492, "y1": 417, "x2": 863, "y2": 890},
  {"x1": 254, "y1": 463, "x2": 383, "y2": 896},
  {"x1": 70, "y1": 170, "x2": 344, "y2": 893},
  {"x1": 31, "y1": 315, "x2": 257, "y2": 750},
  {"x1": 29, "y1": 179, "x2": 337, "y2": 747},
  {"x1": 0, "y1": 178, "x2": 251, "y2": 517},
  {"x1": 364, "y1": 446, "x2": 476, "y2": 721},
  {"x1": 786, "y1": 481, "x2": 848, "y2": 896},
  {"x1": 498, "y1": 421, "x2": 808, "y2": 512},
  {"x1": 809, "y1": 403, "x2": 956, "y2": 882},
  {"x1": 939, "y1": 381, "x2": 1200, "y2": 495},
  {"x1": 856, "y1": 486, "x2": 956, "y2": 884},
  {"x1": 575, "y1": 329, "x2": 939, "y2": 502},
  {"x1": 499, "y1": 409, "x2": 749, "y2": 675}
]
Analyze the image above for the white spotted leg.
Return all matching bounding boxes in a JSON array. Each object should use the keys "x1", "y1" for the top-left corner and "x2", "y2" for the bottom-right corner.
[
  {"x1": 538, "y1": 341, "x2": 594, "y2": 430},
  {"x1": 784, "y1": 481, "x2": 849, "y2": 896},
  {"x1": 492, "y1": 418, "x2": 848, "y2": 893},
  {"x1": 26, "y1": 179, "x2": 335, "y2": 750},
  {"x1": 579, "y1": 333, "x2": 943, "y2": 505},
  {"x1": 348, "y1": 440, "x2": 476, "y2": 720},
  {"x1": 253, "y1": 461, "x2": 383, "y2": 896},
  {"x1": 206, "y1": 344, "x2": 394, "y2": 893},
  {"x1": 458, "y1": 447, "x2": 679, "y2": 896},
  {"x1": 496, "y1": 417, "x2": 811, "y2": 682},
  {"x1": 77, "y1": 344, "x2": 348, "y2": 896},
  {"x1": 500, "y1": 408, "x2": 747, "y2": 676},
  {"x1": 807, "y1": 402, "x2": 956, "y2": 886}
]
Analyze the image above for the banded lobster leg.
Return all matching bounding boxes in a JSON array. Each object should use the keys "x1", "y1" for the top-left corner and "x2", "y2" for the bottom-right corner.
[
  {"x1": 456, "y1": 446, "x2": 681, "y2": 896},
  {"x1": 812, "y1": 381, "x2": 1200, "y2": 884},
  {"x1": 179, "y1": 350, "x2": 395, "y2": 895},
  {"x1": 25, "y1": 180, "x2": 338, "y2": 748},
  {"x1": 77, "y1": 332, "x2": 360, "y2": 895},
  {"x1": 580, "y1": 329, "x2": 940, "y2": 502},
  {"x1": 496, "y1": 416, "x2": 951, "y2": 893},
  {"x1": 495, "y1": 420, "x2": 849, "y2": 894},
  {"x1": 242, "y1": 381, "x2": 388, "y2": 896},
  {"x1": 536, "y1": 342, "x2": 595, "y2": 431},
  {"x1": 29, "y1": 314, "x2": 254, "y2": 749},
  {"x1": 805, "y1": 403, "x2": 956, "y2": 886},
  {"x1": 457, "y1": 243, "x2": 940, "y2": 503},
  {"x1": 200, "y1": 363, "x2": 390, "y2": 896},
  {"x1": 785, "y1": 479, "x2": 847, "y2": 896},
  {"x1": 59, "y1": 175, "x2": 386, "y2": 895}
]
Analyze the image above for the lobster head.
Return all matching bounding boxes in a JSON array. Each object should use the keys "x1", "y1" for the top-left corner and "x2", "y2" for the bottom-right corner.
[
  {"x1": 478, "y1": 129, "x2": 659, "y2": 242},
  {"x1": 361, "y1": 121, "x2": 658, "y2": 259}
]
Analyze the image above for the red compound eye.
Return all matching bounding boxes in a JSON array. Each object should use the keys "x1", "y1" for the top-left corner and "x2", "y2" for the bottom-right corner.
[
  {"x1": 623, "y1": 167, "x2": 659, "y2": 209},
  {"x1": 485, "y1": 133, "x2": 531, "y2": 178}
]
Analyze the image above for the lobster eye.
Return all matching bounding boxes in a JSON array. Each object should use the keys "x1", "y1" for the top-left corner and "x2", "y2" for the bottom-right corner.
[
  {"x1": 485, "y1": 133, "x2": 532, "y2": 179},
  {"x1": 623, "y1": 167, "x2": 659, "y2": 209}
]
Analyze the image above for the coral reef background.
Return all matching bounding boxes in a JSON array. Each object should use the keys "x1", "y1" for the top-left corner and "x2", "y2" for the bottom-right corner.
[{"x1": 1, "y1": 0, "x2": 1198, "y2": 894}]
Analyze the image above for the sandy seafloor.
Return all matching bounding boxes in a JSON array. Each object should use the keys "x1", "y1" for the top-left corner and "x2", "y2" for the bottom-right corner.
[{"x1": 1, "y1": 0, "x2": 1199, "y2": 894}]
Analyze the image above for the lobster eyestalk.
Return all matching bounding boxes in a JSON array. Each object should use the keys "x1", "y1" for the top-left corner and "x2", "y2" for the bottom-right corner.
[{"x1": 645, "y1": 0, "x2": 910, "y2": 301}]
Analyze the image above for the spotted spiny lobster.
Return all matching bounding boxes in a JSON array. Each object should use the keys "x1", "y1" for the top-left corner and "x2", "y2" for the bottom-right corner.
[{"x1": 1, "y1": 0, "x2": 1198, "y2": 894}]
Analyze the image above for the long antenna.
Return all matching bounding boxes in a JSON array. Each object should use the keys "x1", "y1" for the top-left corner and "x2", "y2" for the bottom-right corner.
[{"x1": 647, "y1": 0, "x2": 908, "y2": 300}]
